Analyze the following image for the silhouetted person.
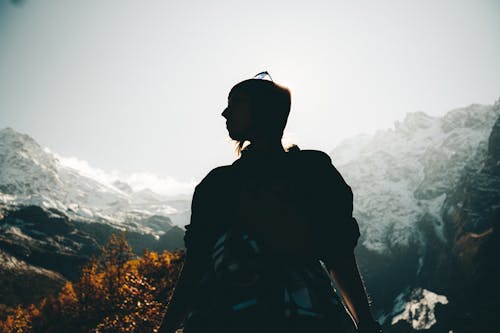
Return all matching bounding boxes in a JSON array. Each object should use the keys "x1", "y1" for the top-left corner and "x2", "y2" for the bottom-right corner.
[{"x1": 159, "y1": 74, "x2": 382, "y2": 333}]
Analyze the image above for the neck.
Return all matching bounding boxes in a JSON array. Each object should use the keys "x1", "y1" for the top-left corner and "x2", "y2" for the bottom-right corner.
[{"x1": 247, "y1": 138, "x2": 285, "y2": 155}]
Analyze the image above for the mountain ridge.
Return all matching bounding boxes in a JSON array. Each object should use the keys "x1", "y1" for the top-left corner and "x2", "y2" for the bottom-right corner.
[
  {"x1": 0, "y1": 127, "x2": 191, "y2": 235},
  {"x1": 329, "y1": 101, "x2": 499, "y2": 331},
  {"x1": 331, "y1": 103, "x2": 499, "y2": 253}
]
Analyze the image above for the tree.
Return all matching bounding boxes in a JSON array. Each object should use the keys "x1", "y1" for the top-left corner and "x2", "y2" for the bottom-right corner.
[{"x1": 0, "y1": 232, "x2": 186, "y2": 332}]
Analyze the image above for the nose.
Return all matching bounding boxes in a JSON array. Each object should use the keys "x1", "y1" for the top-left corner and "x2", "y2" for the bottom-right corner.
[{"x1": 222, "y1": 107, "x2": 229, "y2": 119}]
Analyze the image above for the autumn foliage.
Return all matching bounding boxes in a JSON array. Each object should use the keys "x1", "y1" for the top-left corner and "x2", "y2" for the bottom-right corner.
[{"x1": 0, "y1": 233, "x2": 185, "y2": 333}]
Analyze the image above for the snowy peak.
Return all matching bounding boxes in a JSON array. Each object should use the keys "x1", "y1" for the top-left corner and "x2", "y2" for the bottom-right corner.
[
  {"x1": 0, "y1": 127, "x2": 61, "y2": 196},
  {"x1": 331, "y1": 101, "x2": 500, "y2": 253},
  {"x1": 0, "y1": 127, "x2": 191, "y2": 233},
  {"x1": 0, "y1": 127, "x2": 55, "y2": 168},
  {"x1": 395, "y1": 111, "x2": 436, "y2": 134},
  {"x1": 441, "y1": 103, "x2": 497, "y2": 133}
]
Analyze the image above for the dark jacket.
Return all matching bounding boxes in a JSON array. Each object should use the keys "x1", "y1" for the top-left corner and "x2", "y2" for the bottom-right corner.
[{"x1": 183, "y1": 145, "x2": 360, "y2": 282}]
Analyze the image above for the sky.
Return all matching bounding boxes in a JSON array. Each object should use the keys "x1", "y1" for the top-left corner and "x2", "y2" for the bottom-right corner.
[{"x1": 1, "y1": 0, "x2": 499, "y2": 189}]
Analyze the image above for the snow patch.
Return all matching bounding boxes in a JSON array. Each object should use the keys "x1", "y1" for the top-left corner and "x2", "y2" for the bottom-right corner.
[
  {"x1": 1, "y1": 225, "x2": 34, "y2": 242},
  {"x1": 390, "y1": 288, "x2": 448, "y2": 330}
]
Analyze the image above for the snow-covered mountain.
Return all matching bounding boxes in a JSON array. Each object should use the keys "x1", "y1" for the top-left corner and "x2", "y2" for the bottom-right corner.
[
  {"x1": 0, "y1": 128, "x2": 192, "y2": 304},
  {"x1": 332, "y1": 103, "x2": 499, "y2": 254},
  {"x1": 330, "y1": 100, "x2": 500, "y2": 332},
  {"x1": 0, "y1": 127, "x2": 193, "y2": 235}
]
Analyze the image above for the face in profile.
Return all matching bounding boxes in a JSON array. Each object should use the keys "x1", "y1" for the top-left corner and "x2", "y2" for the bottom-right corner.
[{"x1": 222, "y1": 91, "x2": 253, "y2": 141}]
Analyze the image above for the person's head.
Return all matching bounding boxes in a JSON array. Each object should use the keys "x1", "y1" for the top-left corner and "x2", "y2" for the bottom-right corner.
[{"x1": 221, "y1": 78, "x2": 291, "y2": 155}]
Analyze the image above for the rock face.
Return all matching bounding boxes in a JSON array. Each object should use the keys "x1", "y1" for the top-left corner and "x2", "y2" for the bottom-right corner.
[
  {"x1": 0, "y1": 203, "x2": 187, "y2": 304},
  {"x1": 438, "y1": 114, "x2": 500, "y2": 332},
  {"x1": 0, "y1": 249, "x2": 66, "y2": 306},
  {"x1": 331, "y1": 101, "x2": 500, "y2": 332},
  {"x1": 0, "y1": 128, "x2": 188, "y2": 305}
]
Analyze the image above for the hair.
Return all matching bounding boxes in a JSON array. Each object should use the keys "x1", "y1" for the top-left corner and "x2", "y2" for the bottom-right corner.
[{"x1": 228, "y1": 79, "x2": 292, "y2": 156}]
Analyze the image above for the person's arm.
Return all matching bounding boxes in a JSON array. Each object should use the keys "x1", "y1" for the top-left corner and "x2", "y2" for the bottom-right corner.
[
  {"x1": 158, "y1": 177, "x2": 210, "y2": 333},
  {"x1": 157, "y1": 254, "x2": 197, "y2": 333},
  {"x1": 310, "y1": 152, "x2": 381, "y2": 331},
  {"x1": 329, "y1": 252, "x2": 382, "y2": 333}
]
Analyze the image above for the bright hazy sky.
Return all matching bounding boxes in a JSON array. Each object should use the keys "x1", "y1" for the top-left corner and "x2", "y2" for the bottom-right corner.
[{"x1": 1, "y1": 0, "x2": 499, "y2": 186}]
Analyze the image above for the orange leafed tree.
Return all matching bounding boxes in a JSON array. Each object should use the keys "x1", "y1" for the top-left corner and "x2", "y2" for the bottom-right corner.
[{"x1": 0, "y1": 232, "x2": 185, "y2": 333}]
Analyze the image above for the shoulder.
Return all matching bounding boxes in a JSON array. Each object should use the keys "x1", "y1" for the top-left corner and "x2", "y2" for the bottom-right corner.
[
  {"x1": 294, "y1": 149, "x2": 333, "y2": 165},
  {"x1": 293, "y1": 148, "x2": 350, "y2": 189},
  {"x1": 203, "y1": 165, "x2": 233, "y2": 180},
  {"x1": 190, "y1": 165, "x2": 234, "y2": 212},
  {"x1": 290, "y1": 148, "x2": 335, "y2": 171},
  {"x1": 195, "y1": 165, "x2": 233, "y2": 192}
]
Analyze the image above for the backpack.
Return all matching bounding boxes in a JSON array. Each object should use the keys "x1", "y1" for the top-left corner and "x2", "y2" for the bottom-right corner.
[{"x1": 186, "y1": 225, "x2": 357, "y2": 333}]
